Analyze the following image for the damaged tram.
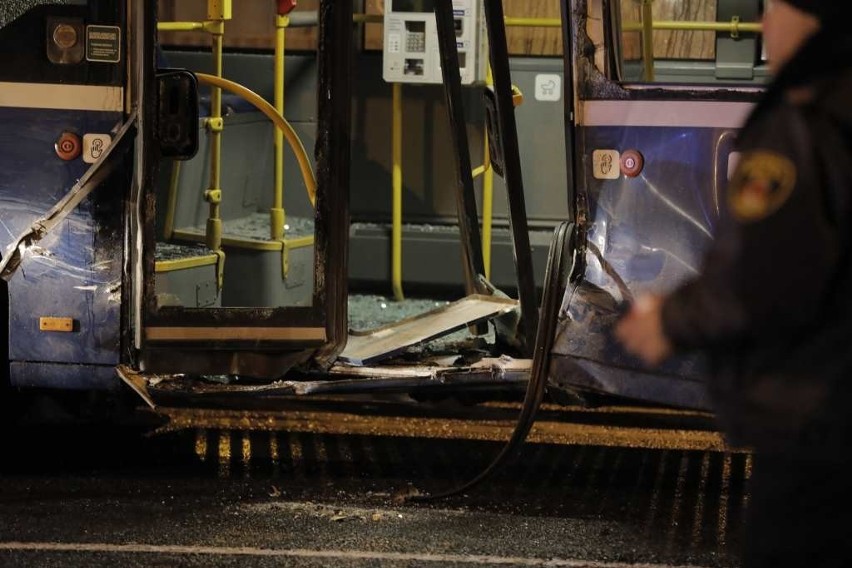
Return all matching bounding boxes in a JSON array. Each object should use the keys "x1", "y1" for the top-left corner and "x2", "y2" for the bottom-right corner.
[{"x1": 0, "y1": 0, "x2": 767, "y2": 433}]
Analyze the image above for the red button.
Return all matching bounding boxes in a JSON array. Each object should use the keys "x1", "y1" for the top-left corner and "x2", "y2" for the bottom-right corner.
[
  {"x1": 620, "y1": 150, "x2": 644, "y2": 177},
  {"x1": 277, "y1": 0, "x2": 297, "y2": 15},
  {"x1": 55, "y1": 132, "x2": 82, "y2": 161}
]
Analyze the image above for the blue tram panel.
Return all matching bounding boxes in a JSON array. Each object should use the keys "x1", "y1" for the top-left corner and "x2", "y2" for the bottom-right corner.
[
  {"x1": 552, "y1": 100, "x2": 754, "y2": 410},
  {"x1": 0, "y1": 1, "x2": 126, "y2": 389}
]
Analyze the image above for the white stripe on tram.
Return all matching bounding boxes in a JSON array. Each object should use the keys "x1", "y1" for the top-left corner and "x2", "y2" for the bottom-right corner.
[
  {"x1": 581, "y1": 100, "x2": 754, "y2": 129},
  {"x1": 0, "y1": 82, "x2": 124, "y2": 112}
]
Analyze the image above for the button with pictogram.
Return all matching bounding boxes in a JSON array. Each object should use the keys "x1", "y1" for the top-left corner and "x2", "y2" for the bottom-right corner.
[
  {"x1": 620, "y1": 149, "x2": 645, "y2": 178},
  {"x1": 55, "y1": 132, "x2": 82, "y2": 161}
]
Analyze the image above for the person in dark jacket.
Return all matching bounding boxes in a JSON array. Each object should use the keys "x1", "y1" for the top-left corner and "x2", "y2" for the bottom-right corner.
[{"x1": 615, "y1": 1, "x2": 852, "y2": 566}]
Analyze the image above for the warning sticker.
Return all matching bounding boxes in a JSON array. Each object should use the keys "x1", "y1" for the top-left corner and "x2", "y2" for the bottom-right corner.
[{"x1": 86, "y1": 25, "x2": 121, "y2": 63}]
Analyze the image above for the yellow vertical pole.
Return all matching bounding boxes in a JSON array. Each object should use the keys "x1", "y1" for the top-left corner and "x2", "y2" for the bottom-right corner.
[
  {"x1": 391, "y1": 82, "x2": 404, "y2": 302},
  {"x1": 271, "y1": 14, "x2": 288, "y2": 240},
  {"x1": 482, "y1": 65, "x2": 494, "y2": 280},
  {"x1": 203, "y1": 0, "x2": 231, "y2": 252},
  {"x1": 163, "y1": 161, "x2": 182, "y2": 240},
  {"x1": 641, "y1": 0, "x2": 655, "y2": 82}
]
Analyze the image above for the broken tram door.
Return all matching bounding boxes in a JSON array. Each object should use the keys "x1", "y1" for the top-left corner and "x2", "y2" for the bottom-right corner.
[
  {"x1": 136, "y1": 0, "x2": 549, "y2": 402},
  {"x1": 140, "y1": 0, "x2": 353, "y2": 378}
]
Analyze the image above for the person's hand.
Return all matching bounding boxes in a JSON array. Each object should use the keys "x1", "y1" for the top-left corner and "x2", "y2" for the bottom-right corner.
[{"x1": 615, "y1": 294, "x2": 673, "y2": 367}]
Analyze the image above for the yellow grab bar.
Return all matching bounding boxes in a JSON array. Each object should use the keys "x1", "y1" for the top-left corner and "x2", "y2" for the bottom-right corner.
[
  {"x1": 194, "y1": 73, "x2": 317, "y2": 207},
  {"x1": 205, "y1": 25, "x2": 225, "y2": 252},
  {"x1": 391, "y1": 82, "x2": 404, "y2": 302},
  {"x1": 158, "y1": 22, "x2": 206, "y2": 32},
  {"x1": 641, "y1": 0, "x2": 654, "y2": 82},
  {"x1": 481, "y1": 65, "x2": 495, "y2": 280},
  {"x1": 503, "y1": 17, "x2": 561, "y2": 28},
  {"x1": 272, "y1": 14, "x2": 288, "y2": 240},
  {"x1": 622, "y1": 20, "x2": 762, "y2": 34}
]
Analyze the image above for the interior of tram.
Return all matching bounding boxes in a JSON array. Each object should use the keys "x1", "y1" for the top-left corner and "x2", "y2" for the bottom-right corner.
[{"x1": 150, "y1": 0, "x2": 767, "y2": 375}]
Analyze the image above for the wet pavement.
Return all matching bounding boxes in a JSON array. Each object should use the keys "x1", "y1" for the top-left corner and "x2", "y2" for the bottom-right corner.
[{"x1": 0, "y1": 424, "x2": 747, "y2": 567}]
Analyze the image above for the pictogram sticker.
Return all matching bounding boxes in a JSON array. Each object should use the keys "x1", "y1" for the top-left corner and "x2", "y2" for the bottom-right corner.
[
  {"x1": 534, "y1": 74, "x2": 562, "y2": 102},
  {"x1": 592, "y1": 150, "x2": 621, "y2": 180},
  {"x1": 82, "y1": 134, "x2": 112, "y2": 164}
]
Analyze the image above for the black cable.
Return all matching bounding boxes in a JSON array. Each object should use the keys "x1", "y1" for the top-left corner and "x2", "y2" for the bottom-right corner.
[{"x1": 407, "y1": 222, "x2": 574, "y2": 502}]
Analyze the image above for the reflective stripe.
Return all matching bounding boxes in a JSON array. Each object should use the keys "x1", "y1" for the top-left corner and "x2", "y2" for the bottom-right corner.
[
  {"x1": 581, "y1": 100, "x2": 754, "y2": 129},
  {"x1": 0, "y1": 82, "x2": 124, "y2": 112}
]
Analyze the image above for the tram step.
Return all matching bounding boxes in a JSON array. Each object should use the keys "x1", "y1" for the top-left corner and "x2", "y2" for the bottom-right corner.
[{"x1": 116, "y1": 357, "x2": 531, "y2": 410}]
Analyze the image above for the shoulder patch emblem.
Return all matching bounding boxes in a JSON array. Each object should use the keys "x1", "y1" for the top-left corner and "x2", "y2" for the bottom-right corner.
[{"x1": 728, "y1": 150, "x2": 797, "y2": 222}]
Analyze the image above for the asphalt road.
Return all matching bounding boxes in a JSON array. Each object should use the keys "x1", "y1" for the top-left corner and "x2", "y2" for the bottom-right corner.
[{"x1": 0, "y1": 424, "x2": 747, "y2": 567}]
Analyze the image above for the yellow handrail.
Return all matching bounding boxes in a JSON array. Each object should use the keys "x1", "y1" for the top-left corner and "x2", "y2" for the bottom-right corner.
[
  {"x1": 622, "y1": 20, "x2": 762, "y2": 33},
  {"x1": 348, "y1": 14, "x2": 762, "y2": 33},
  {"x1": 158, "y1": 22, "x2": 206, "y2": 32},
  {"x1": 205, "y1": 22, "x2": 225, "y2": 252},
  {"x1": 391, "y1": 82, "x2": 404, "y2": 301},
  {"x1": 194, "y1": 73, "x2": 317, "y2": 207},
  {"x1": 163, "y1": 161, "x2": 181, "y2": 241},
  {"x1": 156, "y1": 1, "x2": 232, "y2": 255},
  {"x1": 503, "y1": 17, "x2": 561, "y2": 28},
  {"x1": 641, "y1": 0, "x2": 654, "y2": 82},
  {"x1": 502, "y1": 17, "x2": 763, "y2": 33},
  {"x1": 481, "y1": 65, "x2": 494, "y2": 280},
  {"x1": 271, "y1": 14, "x2": 289, "y2": 240}
]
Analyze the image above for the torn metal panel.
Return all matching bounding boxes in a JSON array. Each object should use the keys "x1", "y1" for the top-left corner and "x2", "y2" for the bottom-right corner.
[
  {"x1": 549, "y1": 355, "x2": 712, "y2": 411},
  {"x1": 550, "y1": 122, "x2": 726, "y2": 408},
  {"x1": 120, "y1": 356, "x2": 530, "y2": 408},
  {"x1": 329, "y1": 356, "x2": 531, "y2": 382},
  {"x1": 0, "y1": 113, "x2": 135, "y2": 281},
  {"x1": 0, "y1": 109, "x2": 132, "y2": 369},
  {"x1": 552, "y1": 0, "x2": 753, "y2": 409},
  {"x1": 339, "y1": 295, "x2": 518, "y2": 366},
  {"x1": 116, "y1": 365, "x2": 156, "y2": 409}
]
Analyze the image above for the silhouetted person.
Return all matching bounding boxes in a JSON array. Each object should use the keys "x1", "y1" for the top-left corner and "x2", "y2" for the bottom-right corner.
[{"x1": 616, "y1": 1, "x2": 852, "y2": 566}]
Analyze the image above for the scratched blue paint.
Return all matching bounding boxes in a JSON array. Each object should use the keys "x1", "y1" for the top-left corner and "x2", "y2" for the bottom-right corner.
[
  {"x1": 0, "y1": 107, "x2": 125, "y2": 369},
  {"x1": 552, "y1": 125, "x2": 738, "y2": 409}
]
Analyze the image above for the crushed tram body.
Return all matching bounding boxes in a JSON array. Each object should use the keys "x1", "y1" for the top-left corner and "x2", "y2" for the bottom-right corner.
[{"x1": 0, "y1": 0, "x2": 768, "y2": 443}]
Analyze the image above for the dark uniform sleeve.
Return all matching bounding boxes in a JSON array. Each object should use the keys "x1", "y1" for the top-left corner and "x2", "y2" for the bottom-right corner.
[{"x1": 661, "y1": 105, "x2": 840, "y2": 351}]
